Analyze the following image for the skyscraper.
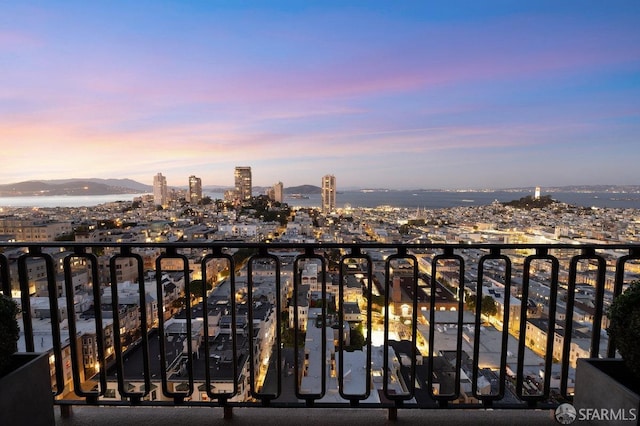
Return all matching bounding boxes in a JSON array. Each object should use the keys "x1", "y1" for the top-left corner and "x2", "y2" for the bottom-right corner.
[
  {"x1": 153, "y1": 173, "x2": 168, "y2": 207},
  {"x1": 321, "y1": 174, "x2": 336, "y2": 213},
  {"x1": 272, "y1": 181, "x2": 283, "y2": 203},
  {"x1": 234, "y1": 167, "x2": 252, "y2": 201},
  {"x1": 188, "y1": 175, "x2": 202, "y2": 204}
]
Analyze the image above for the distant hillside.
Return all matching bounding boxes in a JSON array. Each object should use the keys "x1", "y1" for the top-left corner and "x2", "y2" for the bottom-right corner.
[
  {"x1": 284, "y1": 185, "x2": 321, "y2": 194},
  {"x1": 46, "y1": 178, "x2": 152, "y2": 192},
  {"x1": 503, "y1": 195, "x2": 556, "y2": 209},
  {"x1": 0, "y1": 179, "x2": 149, "y2": 196},
  {"x1": 0, "y1": 179, "x2": 320, "y2": 197},
  {"x1": 203, "y1": 185, "x2": 233, "y2": 192}
]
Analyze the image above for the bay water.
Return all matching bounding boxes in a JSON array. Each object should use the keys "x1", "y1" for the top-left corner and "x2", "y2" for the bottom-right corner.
[{"x1": 1, "y1": 190, "x2": 639, "y2": 210}]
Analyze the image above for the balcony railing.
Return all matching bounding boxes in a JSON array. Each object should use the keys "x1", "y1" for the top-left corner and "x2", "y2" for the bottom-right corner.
[{"x1": 1, "y1": 241, "x2": 639, "y2": 418}]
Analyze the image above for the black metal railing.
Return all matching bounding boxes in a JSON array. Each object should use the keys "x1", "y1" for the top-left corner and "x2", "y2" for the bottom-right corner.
[{"x1": 1, "y1": 242, "x2": 639, "y2": 415}]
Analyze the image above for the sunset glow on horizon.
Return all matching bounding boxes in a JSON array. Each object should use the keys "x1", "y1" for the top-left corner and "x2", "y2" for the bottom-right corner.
[{"x1": 2, "y1": 1, "x2": 639, "y2": 189}]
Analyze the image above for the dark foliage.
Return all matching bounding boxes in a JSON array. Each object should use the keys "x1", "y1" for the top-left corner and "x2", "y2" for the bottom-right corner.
[
  {"x1": 0, "y1": 295, "x2": 19, "y2": 376},
  {"x1": 607, "y1": 280, "x2": 640, "y2": 379},
  {"x1": 503, "y1": 195, "x2": 555, "y2": 210}
]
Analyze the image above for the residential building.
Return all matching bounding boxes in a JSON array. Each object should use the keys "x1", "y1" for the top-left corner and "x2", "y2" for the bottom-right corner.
[
  {"x1": 288, "y1": 284, "x2": 310, "y2": 330},
  {"x1": 234, "y1": 167, "x2": 252, "y2": 201},
  {"x1": 270, "y1": 181, "x2": 283, "y2": 203},
  {"x1": 187, "y1": 175, "x2": 202, "y2": 204},
  {"x1": 525, "y1": 318, "x2": 603, "y2": 368},
  {"x1": 299, "y1": 307, "x2": 405, "y2": 404},
  {"x1": 321, "y1": 174, "x2": 336, "y2": 214},
  {"x1": 0, "y1": 217, "x2": 72, "y2": 242},
  {"x1": 153, "y1": 173, "x2": 168, "y2": 208}
]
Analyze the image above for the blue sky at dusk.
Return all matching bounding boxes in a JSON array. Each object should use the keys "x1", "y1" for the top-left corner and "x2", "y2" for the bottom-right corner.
[{"x1": 1, "y1": 1, "x2": 639, "y2": 189}]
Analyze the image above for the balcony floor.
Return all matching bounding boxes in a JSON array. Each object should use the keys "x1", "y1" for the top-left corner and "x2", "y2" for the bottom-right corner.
[{"x1": 55, "y1": 406, "x2": 557, "y2": 425}]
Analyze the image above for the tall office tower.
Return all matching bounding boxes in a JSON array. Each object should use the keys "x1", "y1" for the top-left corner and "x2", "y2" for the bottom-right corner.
[
  {"x1": 534, "y1": 186, "x2": 541, "y2": 200},
  {"x1": 187, "y1": 175, "x2": 202, "y2": 204},
  {"x1": 272, "y1": 181, "x2": 284, "y2": 203},
  {"x1": 321, "y1": 174, "x2": 336, "y2": 213},
  {"x1": 234, "y1": 167, "x2": 252, "y2": 201},
  {"x1": 153, "y1": 173, "x2": 168, "y2": 207}
]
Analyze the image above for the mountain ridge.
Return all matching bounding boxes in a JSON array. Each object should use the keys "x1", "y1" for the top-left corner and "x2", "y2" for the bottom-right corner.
[
  {"x1": 0, "y1": 179, "x2": 150, "y2": 196},
  {"x1": 43, "y1": 178, "x2": 152, "y2": 192}
]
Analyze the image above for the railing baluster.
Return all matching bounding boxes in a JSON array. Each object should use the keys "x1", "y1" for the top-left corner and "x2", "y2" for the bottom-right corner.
[
  {"x1": 293, "y1": 248, "x2": 327, "y2": 403},
  {"x1": 155, "y1": 247, "x2": 193, "y2": 402},
  {"x1": 247, "y1": 248, "x2": 281, "y2": 403},
  {"x1": 63, "y1": 248, "x2": 105, "y2": 401},
  {"x1": 428, "y1": 248, "x2": 465, "y2": 407},
  {"x1": 202, "y1": 249, "x2": 238, "y2": 402},
  {"x1": 338, "y1": 247, "x2": 372, "y2": 404},
  {"x1": 18, "y1": 248, "x2": 64, "y2": 395},
  {"x1": 109, "y1": 248, "x2": 149, "y2": 403},
  {"x1": 516, "y1": 248, "x2": 558, "y2": 406},
  {"x1": 561, "y1": 248, "x2": 606, "y2": 400},
  {"x1": 17, "y1": 252, "x2": 35, "y2": 353},
  {"x1": 473, "y1": 248, "x2": 512, "y2": 406},
  {"x1": 383, "y1": 247, "x2": 418, "y2": 403}
]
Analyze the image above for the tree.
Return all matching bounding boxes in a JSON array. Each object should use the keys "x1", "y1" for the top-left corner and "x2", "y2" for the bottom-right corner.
[
  {"x1": 189, "y1": 279, "x2": 212, "y2": 299},
  {"x1": 466, "y1": 294, "x2": 477, "y2": 311},
  {"x1": 324, "y1": 249, "x2": 341, "y2": 270},
  {"x1": 172, "y1": 298, "x2": 186, "y2": 310},
  {"x1": 346, "y1": 324, "x2": 366, "y2": 351},
  {"x1": 0, "y1": 295, "x2": 19, "y2": 376},
  {"x1": 54, "y1": 232, "x2": 75, "y2": 241},
  {"x1": 233, "y1": 248, "x2": 258, "y2": 272},
  {"x1": 467, "y1": 294, "x2": 497, "y2": 318},
  {"x1": 481, "y1": 295, "x2": 498, "y2": 317}
]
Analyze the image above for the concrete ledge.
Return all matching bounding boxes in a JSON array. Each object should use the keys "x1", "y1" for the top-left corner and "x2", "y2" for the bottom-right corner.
[{"x1": 55, "y1": 406, "x2": 557, "y2": 425}]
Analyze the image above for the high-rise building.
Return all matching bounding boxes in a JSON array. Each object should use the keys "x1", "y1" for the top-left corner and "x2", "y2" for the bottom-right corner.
[
  {"x1": 321, "y1": 174, "x2": 336, "y2": 213},
  {"x1": 272, "y1": 181, "x2": 283, "y2": 203},
  {"x1": 234, "y1": 167, "x2": 252, "y2": 201},
  {"x1": 153, "y1": 173, "x2": 168, "y2": 207},
  {"x1": 187, "y1": 175, "x2": 202, "y2": 204}
]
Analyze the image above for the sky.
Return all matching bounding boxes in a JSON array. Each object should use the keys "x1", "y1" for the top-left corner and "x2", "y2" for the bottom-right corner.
[{"x1": 1, "y1": 1, "x2": 639, "y2": 190}]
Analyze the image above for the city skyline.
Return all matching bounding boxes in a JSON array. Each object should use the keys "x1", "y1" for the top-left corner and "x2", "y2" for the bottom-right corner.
[{"x1": 1, "y1": 1, "x2": 639, "y2": 189}]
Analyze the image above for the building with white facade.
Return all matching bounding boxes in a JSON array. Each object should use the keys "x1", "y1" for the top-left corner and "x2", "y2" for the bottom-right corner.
[
  {"x1": 0, "y1": 217, "x2": 72, "y2": 242},
  {"x1": 269, "y1": 181, "x2": 283, "y2": 203}
]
